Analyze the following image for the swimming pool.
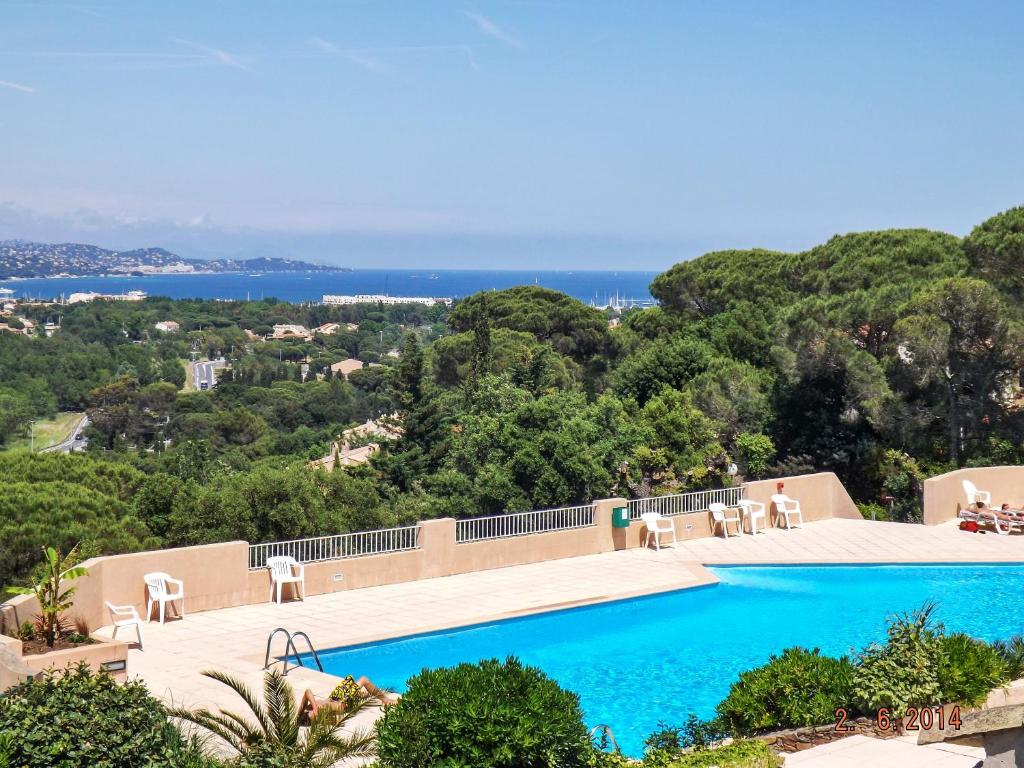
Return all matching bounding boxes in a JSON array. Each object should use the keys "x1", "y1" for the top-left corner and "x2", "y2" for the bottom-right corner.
[{"x1": 305, "y1": 564, "x2": 1024, "y2": 756}]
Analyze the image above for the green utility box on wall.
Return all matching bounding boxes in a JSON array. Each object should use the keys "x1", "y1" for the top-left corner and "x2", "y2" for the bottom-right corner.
[{"x1": 612, "y1": 506, "x2": 630, "y2": 528}]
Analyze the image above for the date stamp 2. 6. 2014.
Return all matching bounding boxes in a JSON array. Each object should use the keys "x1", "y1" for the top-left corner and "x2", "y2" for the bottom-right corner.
[{"x1": 834, "y1": 706, "x2": 962, "y2": 734}]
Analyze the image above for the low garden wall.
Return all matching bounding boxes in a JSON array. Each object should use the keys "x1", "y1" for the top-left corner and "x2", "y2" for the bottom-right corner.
[
  {"x1": 1, "y1": 471, "x2": 860, "y2": 635},
  {"x1": 923, "y1": 466, "x2": 1024, "y2": 525}
]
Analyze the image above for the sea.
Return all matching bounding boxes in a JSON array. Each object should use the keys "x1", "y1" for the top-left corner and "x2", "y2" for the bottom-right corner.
[{"x1": 0, "y1": 269, "x2": 658, "y2": 307}]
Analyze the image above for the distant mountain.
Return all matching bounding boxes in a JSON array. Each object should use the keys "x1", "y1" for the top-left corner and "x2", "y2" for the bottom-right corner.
[{"x1": 0, "y1": 240, "x2": 347, "y2": 278}]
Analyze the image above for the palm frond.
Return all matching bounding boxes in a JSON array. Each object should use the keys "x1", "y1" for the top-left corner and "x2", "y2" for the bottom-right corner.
[
  {"x1": 167, "y1": 707, "x2": 247, "y2": 753},
  {"x1": 200, "y1": 670, "x2": 273, "y2": 735},
  {"x1": 263, "y1": 670, "x2": 299, "y2": 745}
]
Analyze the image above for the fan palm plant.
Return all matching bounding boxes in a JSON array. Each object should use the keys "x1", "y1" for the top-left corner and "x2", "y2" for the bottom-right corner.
[{"x1": 169, "y1": 669, "x2": 378, "y2": 768}]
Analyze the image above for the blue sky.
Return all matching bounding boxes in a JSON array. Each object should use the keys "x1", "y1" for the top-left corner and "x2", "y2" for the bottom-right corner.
[{"x1": 1, "y1": 1, "x2": 1023, "y2": 269}]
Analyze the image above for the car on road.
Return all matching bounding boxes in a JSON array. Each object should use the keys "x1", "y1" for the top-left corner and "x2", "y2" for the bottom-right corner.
[
  {"x1": 74, "y1": 432, "x2": 82, "y2": 440},
  {"x1": 200, "y1": 381, "x2": 209, "y2": 390}
]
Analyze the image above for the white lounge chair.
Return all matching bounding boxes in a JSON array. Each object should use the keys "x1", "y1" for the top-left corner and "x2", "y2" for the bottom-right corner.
[
  {"x1": 770, "y1": 494, "x2": 804, "y2": 529},
  {"x1": 106, "y1": 601, "x2": 144, "y2": 649},
  {"x1": 709, "y1": 502, "x2": 742, "y2": 538},
  {"x1": 267, "y1": 556, "x2": 306, "y2": 604},
  {"x1": 976, "y1": 509, "x2": 1024, "y2": 536},
  {"x1": 144, "y1": 572, "x2": 185, "y2": 624},
  {"x1": 738, "y1": 499, "x2": 767, "y2": 535},
  {"x1": 640, "y1": 512, "x2": 677, "y2": 551},
  {"x1": 962, "y1": 479, "x2": 992, "y2": 507}
]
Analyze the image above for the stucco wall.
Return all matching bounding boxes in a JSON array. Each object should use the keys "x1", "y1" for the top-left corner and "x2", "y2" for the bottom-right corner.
[
  {"x1": 1, "y1": 472, "x2": 858, "y2": 633},
  {"x1": 923, "y1": 466, "x2": 1024, "y2": 525}
]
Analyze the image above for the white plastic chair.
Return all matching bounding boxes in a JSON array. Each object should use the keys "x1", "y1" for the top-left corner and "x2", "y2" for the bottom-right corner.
[
  {"x1": 770, "y1": 494, "x2": 804, "y2": 529},
  {"x1": 144, "y1": 572, "x2": 185, "y2": 624},
  {"x1": 709, "y1": 502, "x2": 742, "y2": 538},
  {"x1": 640, "y1": 512, "x2": 677, "y2": 551},
  {"x1": 267, "y1": 556, "x2": 306, "y2": 604},
  {"x1": 738, "y1": 499, "x2": 767, "y2": 535},
  {"x1": 963, "y1": 479, "x2": 992, "y2": 507},
  {"x1": 106, "y1": 601, "x2": 144, "y2": 649}
]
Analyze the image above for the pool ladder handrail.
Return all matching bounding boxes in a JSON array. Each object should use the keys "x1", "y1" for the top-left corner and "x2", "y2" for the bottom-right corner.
[
  {"x1": 589, "y1": 724, "x2": 620, "y2": 753},
  {"x1": 263, "y1": 627, "x2": 324, "y2": 676}
]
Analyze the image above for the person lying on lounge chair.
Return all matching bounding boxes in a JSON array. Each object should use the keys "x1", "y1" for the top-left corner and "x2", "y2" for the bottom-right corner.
[
  {"x1": 969, "y1": 502, "x2": 1024, "y2": 533},
  {"x1": 298, "y1": 675, "x2": 395, "y2": 724}
]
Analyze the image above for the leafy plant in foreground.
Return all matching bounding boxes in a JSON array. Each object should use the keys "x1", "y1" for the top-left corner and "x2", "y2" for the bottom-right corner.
[
  {"x1": 375, "y1": 656, "x2": 595, "y2": 768},
  {"x1": 6, "y1": 544, "x2": 88, "y2": 647},
  {"x1": 0, "y1": 663, "x2": 194, "y2": 768},
  {"x1": 169, "y1": 669, "x2": 377, "y2": 768},
  {"x1": 937, "y1": 633, "x2": 1007, "y2": 706},
  {"x1": 853, "y1": 602, "x2": 942, "y2": 716},
  {"x1": 993, "y1": 635, "x2": 1024, "y2": 680},
  {"x1": 716, "y1": 647, "x2": 855, "y2": 734}
]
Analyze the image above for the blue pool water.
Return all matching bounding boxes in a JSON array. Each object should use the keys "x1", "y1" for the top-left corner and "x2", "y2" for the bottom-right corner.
[{"x1": 305, "y1": 564, "x2": 1024, "y2": 756}]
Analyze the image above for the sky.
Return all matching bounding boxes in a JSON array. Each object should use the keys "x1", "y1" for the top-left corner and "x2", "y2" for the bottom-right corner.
[{"x1": 1, "y1": 0, "x2": 1023, "y2": 269}]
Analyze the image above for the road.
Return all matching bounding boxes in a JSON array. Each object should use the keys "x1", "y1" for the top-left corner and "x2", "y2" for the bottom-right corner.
[
  {"x1": 44, "y1": 413, "x2": 90, "y2": 453},
  {"x1": 192, "y1": 358, "x2": 227, "y2": 391}
]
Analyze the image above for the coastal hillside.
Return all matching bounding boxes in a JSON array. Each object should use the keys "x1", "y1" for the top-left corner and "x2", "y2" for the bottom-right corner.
[{"x1": 0, "y1": 240, "x2": 345, "y2": 277}]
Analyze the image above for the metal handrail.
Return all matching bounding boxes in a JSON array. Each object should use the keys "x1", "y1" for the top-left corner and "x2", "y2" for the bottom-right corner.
[
  {"x1": 249, "y1": 524, "x2": 421, "y2": 570},
  {"x1": 456, "y1": 503, "x2": 596, "y2": 543},
  {"x1": 263, "y1": 627, "x2": 324, "y2": 675},
  {"x1": 627, "y1": 486, "x2": 744, "y2": 520},
  {"x1": 589, "y1": 724, "x2": 620, "y2": 753}
]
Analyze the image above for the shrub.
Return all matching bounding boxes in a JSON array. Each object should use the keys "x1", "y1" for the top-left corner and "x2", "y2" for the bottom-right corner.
[
  {"x1": 937, "y1": 633, "x2": 1007, "y2": 706},
  {"x1": 853, "y1": 603, "x2": 942, "y2": 716},
  {"x1": 644, "y1": 740, "x2": 782, "y2": 768},
  {"x1": 0, "y1": 663, "x2": 194, "y2": 767},
  {"x1": 716, "y1": 647, "x2": 855, "y2": 734},
  {"x1": 993, "y1": 635, "x2": 1024, "y2": 680},
  {"x1": 644, "y1": 714, "x2": 728, "y2": 755},
  {"x1": 375, "y1": 656, "x2": 594, "y2": 768}
]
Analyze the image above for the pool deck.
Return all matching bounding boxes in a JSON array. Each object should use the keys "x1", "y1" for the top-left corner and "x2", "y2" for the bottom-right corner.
[{"x1": 98, "y1": 518, "x2": 1019, "y2": 764}]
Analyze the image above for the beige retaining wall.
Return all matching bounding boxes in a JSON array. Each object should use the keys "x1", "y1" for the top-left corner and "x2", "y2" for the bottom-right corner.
[
  {"x1": 1, "y1": 471, "x2": 860, "y2": 636},
  {"x1": 923, "y1": 466, "x2": 1024, "y2": 526}
]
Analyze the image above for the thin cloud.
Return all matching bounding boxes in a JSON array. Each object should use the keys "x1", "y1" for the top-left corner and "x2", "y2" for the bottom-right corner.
[
  {"x1": 308, "y1": 36, "x2": 384, "y2": 73},
  {"x1": 466, "y1": 11, "x2": 522, "y2": 48},
  {"x1": 171, "y1": 39, "x2": 252, "y2": 71},
  {"x1": 0, "y1": 79, "x2": 35, "y2": 93},
  {"x1": 306, "y1": 38, "x2": 478, "y2": 71}
]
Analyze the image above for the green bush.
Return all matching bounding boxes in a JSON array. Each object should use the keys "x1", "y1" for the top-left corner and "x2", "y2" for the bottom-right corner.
[
  {"x1": 853, "y1": 603, "x2": 942, "y2": 716},
  {"x1": 716, "y1": 647, "x2": 855, "y2": 734},
  {"x1": 937, "y1": 633, "x2": 1007, "y2": 706},
  {"x1": 993, "y1": 635, "x2": 1024, "y2": 680},
  {"x1": 643, "y1": 740, "x2": 782, "y2": 768},
  {"x1": 0, "y1": 663, "x2": 202, "y2": 768},
  {"x1": 375, "y1": 656, "x2": 595, "y2": 768},
  {"x1": 644, "y1": 715, "x2": 728, "y2": 755}
]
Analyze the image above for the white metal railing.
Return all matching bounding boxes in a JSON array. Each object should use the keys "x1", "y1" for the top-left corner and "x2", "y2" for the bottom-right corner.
[
  {"x1": 248, "y1": 525, "x2": 421, "y2": 570},
  {"x1": 456, "y1": 504, "x2": 596, "y2": 543},
  {"x1": 627, "y1": 486, "x2": 744, "y2": 520}
]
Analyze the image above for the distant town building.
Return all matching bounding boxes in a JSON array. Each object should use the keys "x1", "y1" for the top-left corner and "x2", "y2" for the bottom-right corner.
[
  {"x1": 67, "y1": 290, "x2": 147, "y2": 304},
  {"x1": 329, "y1": 358, "x2": 367, "y2": 378},
  {"x1": 154, "y1": 320, "x2": 180, "y2": 333},
  {"x1": 271, "y1": 324, "x2": 312, "y2": 340},
  {"x1": 308, "y1": 416, "x2": 402, "y2": 472},
  {"x1": 314, "y1": 322, "x2": 340, "y2": 336},
  {"x1": 42, "y1": 322, "x2": 59, "y2": 337},
  {"x1": 322, "y1": 294, "x2": 452, "y2": 307}
]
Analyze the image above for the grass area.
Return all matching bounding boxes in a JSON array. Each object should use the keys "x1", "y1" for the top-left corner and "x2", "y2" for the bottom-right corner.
[
  {"x1": 182, "y1": 358, "x2": 194, "y2": 391},
  {"x1": 5, "y1": 412, "x2": 82, "y2": 451}
]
